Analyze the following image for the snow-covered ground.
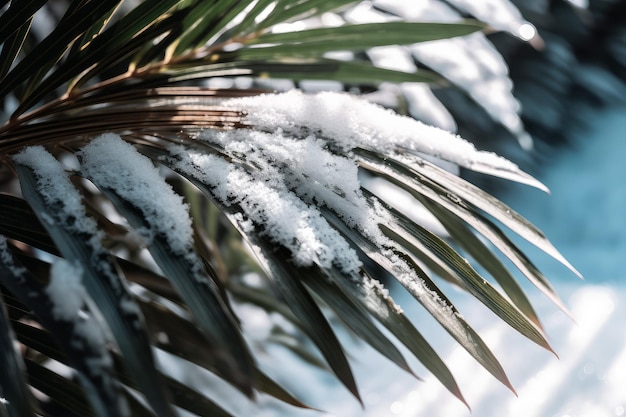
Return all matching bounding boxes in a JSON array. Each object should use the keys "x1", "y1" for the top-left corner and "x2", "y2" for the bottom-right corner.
[{"x1": 231, "y1": 106, "x2": 626, "y2": 417}]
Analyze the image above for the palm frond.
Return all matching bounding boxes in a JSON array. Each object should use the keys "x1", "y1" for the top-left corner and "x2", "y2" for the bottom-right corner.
[
  {"x1": 0, "y1": 289, "x2": 34, "y2": 417},
  {"x1": 0, "y1": 1, "x2": 578, "y2": 416}
]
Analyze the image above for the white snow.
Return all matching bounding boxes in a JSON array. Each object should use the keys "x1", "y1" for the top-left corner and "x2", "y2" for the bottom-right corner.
[
  {"x1": 167, "y1": 90, "x2": 540, "y2": 278},
  {"x1": 218, "y1": 90, "x2": 529, "y2": 182},
  {"x1": 12, "y1": 146, "x2": 102, "y2": 238},
  {"x1": 79, "y1": 133, "x2": 194, "y2": 255},
  {"x1": 47, "y1": 258, "x2": 114, "y2": 380},
  {"x1": 197, "y1": 128, "x2": 381, "y2": 235},
  {"x1": 167, "y1": 143, "x2": 364, "y2": 273},
  {"x1": 47, "y1": 259, "x2": 87, "y2": 321}
]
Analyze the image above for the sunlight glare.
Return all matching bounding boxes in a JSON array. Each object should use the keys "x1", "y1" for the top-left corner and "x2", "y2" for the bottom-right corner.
[{"x1": 518, "y1": 23, "x2": 537, "y2": 41}]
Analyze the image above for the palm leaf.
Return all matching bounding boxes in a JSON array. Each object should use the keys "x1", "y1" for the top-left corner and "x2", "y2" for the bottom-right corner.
[
  {"x1": 356, "y1": 152, "x2": 575, "y2": 305},
  {"x1": 419, "y1": 198, "x2": 544, "y2": 327},
  {"x1": 0, "y1": 193, "x2": 57, "y2": 253},
  {"x1": 24, "y1": 358, "x2": 96, "y2": 417},
  {"x1": 0, "y1": 1, "x2": 122, "y2": 103},
  {"x1": 246, "y1": 0, "x2": 354, "y2": 31},
  {"x1": 77, "y1": 135, "x2": 256, "y2": 396},
  {"x1": 136, "y1": 289, "x2": 312, "y2": 409},
  {"x1": 0, "y1": 293, "x2": 34, "y2": 417},
  {"x1": 243, "y1": 21, "x2": 484, "y2": 54},
  {"x1": 302, "y1": 267, "x2": 415, "y2": 376},
  {"x1": 0, "y1": 1, "x2": 576, "y2": 416},
  {"x1": 13, "y1": 161, "x2": 176, "y2": 417},
  {"x1": 0, "y1": 241, "x2": 125, "y2": 417},
  {"x1": 239, "y1": 231, "x2": 362, "y2": 402},
  {"x1": 0, "y1": 17, "x2": 32, "y2": 82},
  {"x1": 158, "y1": 136, "x2": 514, "y2": 396},
  {"x1": 161, "y1": 58, "x2": 444, "y2": 86},
  {"x1": 356, "y1": 269, "x2": 468, "y2": 405},
  {"x1": 155, "y1": 142, "x2": 469, "y2": 403},
  {"x1": 0, "y1": 0, "x2": 46, "y2": 45}
]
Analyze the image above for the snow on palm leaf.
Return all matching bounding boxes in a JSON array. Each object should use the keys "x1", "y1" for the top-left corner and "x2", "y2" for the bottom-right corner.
[
  {"x1": 0, "y1": 1, "x2": 582, "y2": 415},
  {"x1": 3, "y1": 87, "x2": 577, "y2": 413},
  {"x1": 218, "y1": 90, "x2": 538, "y2": 183},
  {"x1": 10, "y1": 146, "x2": 176, "y2": 417},
  {"x1": 150, "y1": 89, "x2": 576, "y2": 397},
  {"x1": 159, "y1": 88, "x2": 526, "y2": 275},
  {"x1": 174, "y1": 89, "x2": 577, "y2": 296}
]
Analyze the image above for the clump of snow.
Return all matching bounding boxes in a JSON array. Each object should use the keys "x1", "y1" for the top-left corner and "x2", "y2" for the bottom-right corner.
[
  {"x1": 79, "y1": 133, "x2": 194, "y2": 255},
  {"x1": 198, "y1": 128, "x2": 383, "y2": 237},
  {"x1": 48, "y1": 258, "x2": 114, "y2": 374},
  {"x1": 167, "y1": 144, "x2": 364, "y2": 273},
  {"x1": 47, "y1": 258, "x2": 114, "y2": 378},
  {"x1": 219, "y1": 90, "x2": 522, "y2": 175},
  {"x1": 0, "y1": 236, "x2": 27, "y2": 277},
  {"x1": 12, "y1": 144, "x2": 144, "y2": 312},
  {"x1": 162, "y1": 89, "x2": 541, "y2": 287},
  {"x1": 48, "y1": 259, "x2": 87, "y2": 321},
  {"x1": 12, "y1": 146, "x2": 102, "y2": 238}
]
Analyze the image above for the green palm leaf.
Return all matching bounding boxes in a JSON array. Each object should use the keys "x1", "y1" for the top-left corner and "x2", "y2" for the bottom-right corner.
[
  {"x1": 14, "y1": 155, "x2": 176, "y2": 417},
  {"x1": 243, "y1": 21, "x2": 484, "y2": 54},
  {"x1": 0, "y1": 0, "x2": 46, "y2": 45},
  {"x1": 0, "y1": 1, "x2": 577, "y2": 416},
  {"x1": 77, "y1": 135, "x2": 255, "y2": 395},
  {"x1": 0, "y1": 293, "x2": 34, "y2": 417}
]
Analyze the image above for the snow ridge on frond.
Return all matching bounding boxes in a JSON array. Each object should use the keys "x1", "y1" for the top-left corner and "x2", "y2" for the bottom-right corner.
[
  {"x1": 80, "y1": 133, "x2": 195, "y2": 256},
  {"x1": 218, "y1": 90, "x2": 543, "y2": 189}
]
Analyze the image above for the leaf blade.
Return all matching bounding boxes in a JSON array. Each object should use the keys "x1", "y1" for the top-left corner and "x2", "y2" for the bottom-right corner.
[
  {"x1": 304, "y1": 267, "x2": 415, "y2": 377},
  {"x1": 77, "y1": 137, "x2": 256, "y2": 396},
  {"x1": 357, "y1": 152, "x2": 572, "y2": 317},
  {"x1": 0, "y1": 293, "x2": 35, "y2": 417},
  {"x1": 0, "y1": 0, "x2": 46, "y2": 46},
  {"x1": 246, "y1": 21, "x2": 485, "y2": 53},
  {"x1": 14, "y1": 160, "x2": 177, "y2": 417},
  {"x1": 250, "y1": 241, "x2": 362, "y2": 402}
]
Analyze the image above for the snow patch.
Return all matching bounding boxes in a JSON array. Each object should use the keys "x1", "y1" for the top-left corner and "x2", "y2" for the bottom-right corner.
[
  {"x1": 47, "y1": 259, "x2": 87, "y2": 321},
  {"x1": 12, "y1": 146, "x2": 102, "y2": 239},
  {"x1": 47, "y1": 258, "x2": 114, "y2": 379},
  {"x1": 79, "y1": 133, "x2": 194, "y2": 256},
  {"x1": 220, "y1": 90, "x2": 521, "y2": 174},
  {"x1": 0, "y1": 236, "x2": 27, "y2": 277},
  {"x1": 167, "y1": 145, "x2": 363, "y2": 273}
]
